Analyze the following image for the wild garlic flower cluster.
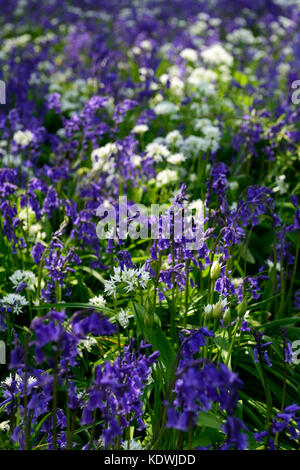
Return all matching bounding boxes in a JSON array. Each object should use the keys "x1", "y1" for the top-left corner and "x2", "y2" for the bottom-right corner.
[
  {"x1": 200, "y1": 44, "x2": 234, "y2": 67},
  {"x1": 1, "y1": 293, "x2": 29, "y2": 315},
  {"x1": 13, "y1": 129, "x2": 34, "y2": 147},
  {"x1": 1, "y1": 373, "x2": 37, "y2": 389},
  {"x1": 118, "y1": 308, "x2": 132, "y2": 328},
  {"x1": 145, "y1": 142, "x2": 171, "y2": 162},
  {"x1": 0, "y1": 421, "x2": 10, "y2": 432},
  {"x1": 156, "y1": 169, "x2": 179, "y2": 187},
  {"x1": 9, "y1": 270, "x2": 37, "y2": 291},
  {"x1": 18, "y1": 206, "x2": 46, "y2": 241},
  {"x1": 104, "y1": 265, "x2": 151, "y2": 297},
  {"x1": 91, "y1": 142, "x2": 117, "y2": 173},
  {"x1": 204, "y1": 298, "x2": 228, "y2": 320},
  {"x1": 89, "y1": 295, "x2": 106, "y2": 308}
]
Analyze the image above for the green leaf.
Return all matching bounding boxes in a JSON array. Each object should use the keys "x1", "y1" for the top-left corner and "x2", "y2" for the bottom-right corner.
[
  {"x1": 214, "y1": 332, "x2": 230, "y2": 364},
  {"x1": 261, "y1": 317, "x2": 300, "y2": 329},
  {"x1": 132, "y1": 302, "x2": 176, "y2": 381},
  {"x1": 81, "y1": 266, "x2": 105, "y2": 284},
  {"x1": 197, "y1": 411, "x2": 223, "y2": 430},
  {"x1": 233, "y1": 71, "x2": 248, "y2": 87},
  {"x1": 32, "y1": 302, "x2": 115, "y2": 316},
  {"x1": 31, "y1": 412, "x2": 52, "y2": 447},
  {"x1": 240, "y1": 245, "x2": 255, "y2": 264}
]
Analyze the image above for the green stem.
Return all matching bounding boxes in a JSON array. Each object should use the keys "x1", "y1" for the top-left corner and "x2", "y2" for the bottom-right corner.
[
  {"x1": 275, "y1": 350, "x2": 288, "y2": 448},
  {"x1": 286, "y1": 231, "x2": 300, "y2": 312},
  {"x1": 52, "y1": 357, "x2": 58, "y2": 450},
  {"x1": 113, "y1": 296, "x2": 121, "y2": 353},
  {"x1": 225, "y1": 319, "x2": 241, "y2": 367},
  {"x1": 24, "y1": 334, "x2": 31, "y2": 450},
  {"x1": 260, "y1": 356, "x2": 272, "y2": 450},
  {"x1": 188, "y1": 414, "x2": 193, "y2": 449},
  {"x1": 184, "y1": 260, "x2": 190, "y2": 328}
]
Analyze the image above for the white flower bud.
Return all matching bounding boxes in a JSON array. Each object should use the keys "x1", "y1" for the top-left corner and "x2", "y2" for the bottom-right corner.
[{"x1": 210, "y1": 260, "x2": 221, "y2": 281}]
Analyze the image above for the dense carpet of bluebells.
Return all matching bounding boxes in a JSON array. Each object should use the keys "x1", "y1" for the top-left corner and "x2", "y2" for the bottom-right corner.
[{"x1": 0, "y1": 0, "x2": 300, "y2": 451}]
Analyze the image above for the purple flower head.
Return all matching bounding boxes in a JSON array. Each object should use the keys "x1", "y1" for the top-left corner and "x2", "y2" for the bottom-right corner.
[
  {"x1": 252, "y1": 329, "x2": 272, "y2": 367},
  {"x1": 31, "y1": 242, "x2": 45, "y2": 265},
  {"x1": 81, "y1": 340, "x2": 159, "y2": 448},
  {"x1": 42, "y1": 187, "x2": 59, "y2": 218},
  {"x1": 220, "y1": 416, "x2": 248, "y2": 450},
  {"x1": 291, "y1": 195, "x2": 298, "y2": 208},
  {"x1": 47, "y1": 93, "x2": 61, "y2": 114}
]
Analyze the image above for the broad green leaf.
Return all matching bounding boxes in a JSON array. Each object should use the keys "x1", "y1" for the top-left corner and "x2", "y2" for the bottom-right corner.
[
  {"x1": 133, "y1": 302, "x2": 176, "y2": 381},
  {"x1": 197, "y1": 411, "x2": 222, "y2": 430},
  {"x1": 240, "y1": 245, "x2": 255, "y2": 264}
]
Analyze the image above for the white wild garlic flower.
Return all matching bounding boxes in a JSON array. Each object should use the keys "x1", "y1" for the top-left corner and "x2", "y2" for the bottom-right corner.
[
  {"x1": 9, "y1": 270, "x2": 37, "y2": 290},
  {"x1": 1, "y1": 294, "x2": 28, "y2": 315},
  {"x1": 13, "y1": 129, "x2": 34, "y2": 147},
  {"x1": 89, "y1": 295, "x2": 106, "y2": 308},
  {"x1": 104, "y1": 265, "x2": 151, "y2": 298}
]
